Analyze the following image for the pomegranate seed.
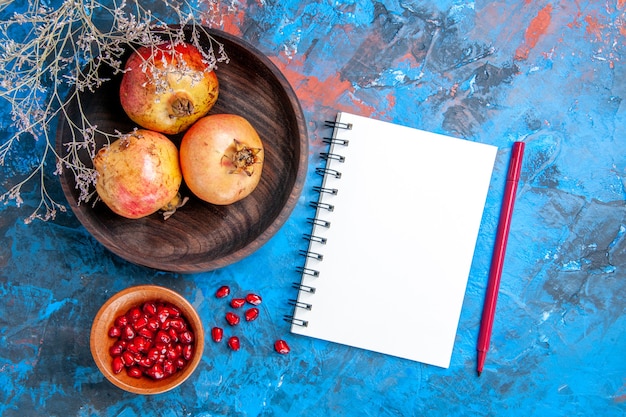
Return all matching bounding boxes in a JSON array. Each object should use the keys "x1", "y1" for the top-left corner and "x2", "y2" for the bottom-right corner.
[
  {"x1": 227, "y1": 336, "x2": 240, "y2": 351},
  {"x1": 132, "y1": 336, "x2": 148, "y2": 352},
  {"x1": 148, "y1": 364, "x2": 165, "y2": 380},
  {"x1": 168, "y1": 328, "x2": 179, "y2": 343},
  {"x1": 133, "y1": 316, "x2": 148, "y2": 330},
  {"x1": 142, "y1": 302, "x2": 157, "y2": 316},
  {"x1": 122, "y1": 351, "x2": 136, "y2": 366},
  {"x1": 109, "y1": 341, "x2": 125, "y2": 357},
  {"x1": 215, "y1": 285, "x2": 230, "y2": 298},
  {"x1": 122, "y1": 325, "x2": 135, "y2": 341},
  {"x1": 156, "y1": 330, "x2": 171, "y2": 344},
  {"x1": 245, "y1": 293, "x2": 262, "y2": 305},
  {"x1": 127, "y1": 366, "x2": 142, "y2": 378},
  {"x1": 244, "y1": 307, "x2": 259, "y2": 322},
  {"x1": 211, "y1": 327, "x2": 223, "y2": 342},
  {"x1": 274, "y1": 340, "x2": 290, "y2": 354},
  {"x1": 138, "y1": 327, "x2": 155, "y2": 340},
  {"x1": 175, "y1": 357, "x2": 187, "y2": 369},
  {"x1": 108, "y1": 326, "x2": 121, "y2": 338},
  {"x1": 169, "y1": 317, "x2": 187, "y2": 332},
  {"x1": 168, "y1": 305, "x2": 182, "y2": 317},
  {"x1": 126, "y1": 341, "x2": 140, "y2": 354},
  {"x1": 163, "y1": 360, "x2": 176, "y2": 375},
  {"x1": 147, "y1": 347, "x2": 160, "y2": 362},
  {"x1": 167, "y1": 344, "x2": 182, "y2": 360},
  {"x1": 157, "y1": 306, "x2": 171, "y2": 323},
  {"x1": 225, "y1": 312, "x2": 240, "y2": 326},
  {"x1": 230, "y1": 298, "x2": 246, "y2": 308},
  {"x1": 111, "y1": 356, "x2": 124, "y2": 374},
  {"x1": 138, "y1": 356, "x2": 153, "y2": 368},
  {"x1": 182, "y1": 344, "x2": 193, "y2": 360},
  {"x1": 114, "y1": 315, "x2": 128, "y2": 328},
  {"x1": 179, "y1": 330, "x2": 193, "y2": 344},
  {"x1": 147, "y1": 316, "x2": 160, "y2": 331},
  {"x1": 161, "y1": 318, "x2": 172, "y2": 330},
  {"x1": 154, "y1": 341, "x2": 168, "y2": 354},
  {"x1": 128, "y1": 307, "x2": 142, "y2": 322}
]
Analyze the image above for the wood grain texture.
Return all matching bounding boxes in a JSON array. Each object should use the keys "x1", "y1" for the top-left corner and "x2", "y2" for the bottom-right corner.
[{"x1": 56, "y1": 28, "x2": 308, "y2": 272}]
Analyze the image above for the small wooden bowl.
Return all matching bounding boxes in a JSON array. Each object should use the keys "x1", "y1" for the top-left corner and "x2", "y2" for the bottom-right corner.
[
  {"x1": 90, "y1": 285, "x2": 204, "y2": 394},
  {"x1": 56, "y1": 27, "x2": 308, "y2": 272}
]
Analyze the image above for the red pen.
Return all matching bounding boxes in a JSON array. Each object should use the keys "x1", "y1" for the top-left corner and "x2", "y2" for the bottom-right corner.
[{"x1": 477, "y1": 141, "x2": 525, "y2": 376}]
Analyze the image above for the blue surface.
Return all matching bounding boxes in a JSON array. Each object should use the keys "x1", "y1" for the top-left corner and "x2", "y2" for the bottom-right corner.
[{"x1": 1, "y1": 0, "x2": 625, "y2": 416}]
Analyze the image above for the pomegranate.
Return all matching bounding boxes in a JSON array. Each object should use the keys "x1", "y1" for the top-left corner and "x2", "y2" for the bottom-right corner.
[
  {"x1": 179, "y1": 114, "x2": 264, "y2": 205},
  {"x1": 93, "y1": 129, "x2": 182, "y2": 219},
  {"x1": 119, "y1": 41, "x2": 219, "y2": 135}
]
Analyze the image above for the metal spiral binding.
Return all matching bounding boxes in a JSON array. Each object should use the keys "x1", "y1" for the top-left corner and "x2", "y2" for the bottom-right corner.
[
  {"x1": 315, "y1": 167, "x2": 342, "y2": 179},
  {"x1": 312, "y1": 185, "x2": 338, "y2": 195},
  {"x1": 322, "y1": 136, "x2": 349, "y2": 146},
  {"x1": 288, "y1": 299, "x2": 313, "y2": 310},
  {"x1": 296, "y1": 266, "x2": 319, "y2": 277},
  {"x1": 304, "y1": 234, "x2": 327, "y2": 244},
  {"x1": 324, "y1": 120, "x2": 353, "y2": 130},
  {"x1": 320, "y1": 152, "x2": 346, "y2": 162},
  {"x1": 290, "y1": 117, "x2": 352, "y2": 329},
  {"x1": 307, "y1": 217, "x2": 330, "y2": 228},
  {"x1": 310, "y1": 201, "x2": 334, "y2": 212},
  {"x1": 299, "y1": 249, "x2": 323, "y2": 261},
  {"x1": 292, "y1": 283, "x2": 316, "y2": 294},
  {"x1": 284, "y1": 315, "x2": 308, "y2": 327}
]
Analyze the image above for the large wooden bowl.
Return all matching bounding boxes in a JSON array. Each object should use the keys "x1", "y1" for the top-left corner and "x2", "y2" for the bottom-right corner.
[
  {"x1": 90, "y1": 285, "x2": 204, "y2": 394},
  {"x1": 56, "y1": 28, "x2": 308, "y2": 272}
]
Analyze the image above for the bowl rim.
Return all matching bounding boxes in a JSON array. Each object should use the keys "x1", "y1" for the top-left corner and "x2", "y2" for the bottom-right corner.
[{"x1": 90, "y1": 285, "x2": 205, "y2": 394}]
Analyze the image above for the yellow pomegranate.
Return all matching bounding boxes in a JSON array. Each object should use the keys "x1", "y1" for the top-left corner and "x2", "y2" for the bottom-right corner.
[
  {"x1": 179, "y1": 114, "x2": 264, "y2": 205},
  {"x1": 119, "y1": 41, "x2": 219, "y2": 135},
  {"x1": 93, "y1": 130, "x2": 183, "y2": 219}
]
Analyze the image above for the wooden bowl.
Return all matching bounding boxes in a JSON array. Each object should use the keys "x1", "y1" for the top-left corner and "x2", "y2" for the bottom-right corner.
[
  {"x1": 90, "y1": 285, "x2": 204, "y2": 394},
  {"x1": 55, "y1": 27, "x2": 308, "y2": 272}
]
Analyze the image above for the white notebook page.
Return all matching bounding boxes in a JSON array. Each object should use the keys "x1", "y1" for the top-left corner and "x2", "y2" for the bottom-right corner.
[{"x1": 291, "y1": 112, "x2": 497, "y2": 368}]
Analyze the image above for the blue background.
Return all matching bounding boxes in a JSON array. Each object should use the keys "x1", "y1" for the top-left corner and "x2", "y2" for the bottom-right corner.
[{"x1": 1, "y1": 0, "x2": 625, "y2": 416}]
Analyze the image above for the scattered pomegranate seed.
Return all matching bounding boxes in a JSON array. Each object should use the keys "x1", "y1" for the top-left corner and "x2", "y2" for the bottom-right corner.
[
  {"x1": 227, "y1": 336, "x2": 240, "y2": 351},
  {"x1": 225, "y1": 312, "x2": 240, "y2": 326},
  {"x1": 230, "y1": 298, "x2": 246, "y2": 308},
  {"x1": 274, "y1": 340, "x2": 290, "y2": 354},
  {"x1": 211, "y1": 327, "x2": 224, "y2": 342},
  {"x1": 244, "y1": 307, "x2": 259, "y2": 322},
  {"x1": 215, "y1": 285, "x2": 230, "y2": 298},
  {"x1": 245, "y1": 293, "x2": 262, "y2": 306}
]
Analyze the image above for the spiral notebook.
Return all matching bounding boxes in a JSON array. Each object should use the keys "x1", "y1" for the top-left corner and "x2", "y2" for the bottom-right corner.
[{"x1": 287, "y1": 112, "x2": 498, "y2": 368}]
